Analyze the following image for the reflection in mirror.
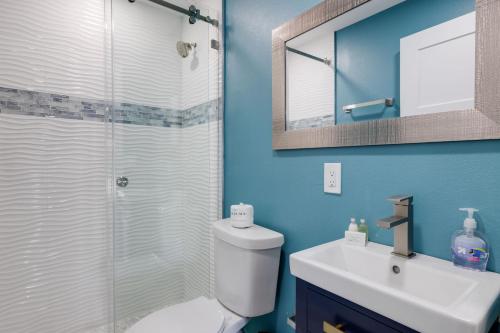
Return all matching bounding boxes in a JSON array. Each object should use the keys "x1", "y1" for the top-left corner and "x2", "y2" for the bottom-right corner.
[
  {"x1": 285, "y1": 0, "x2": 476, "y2": 131},
  {"x1": 286, "y1": 28, "x2": 334, "y2": 130}
]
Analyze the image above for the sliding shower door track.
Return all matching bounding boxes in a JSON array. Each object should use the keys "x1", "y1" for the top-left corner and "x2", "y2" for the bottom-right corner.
[{"x1": 128, "y1": 0, "x2": 218, "y2": 27}]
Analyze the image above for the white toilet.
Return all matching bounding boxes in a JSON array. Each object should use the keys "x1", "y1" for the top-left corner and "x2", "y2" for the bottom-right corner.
[{"x1": 127, "y1": 219, "x2": 284, "y2": 333}]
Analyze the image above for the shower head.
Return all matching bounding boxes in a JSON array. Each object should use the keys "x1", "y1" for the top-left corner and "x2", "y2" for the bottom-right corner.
[{"x1": 176, "y1": 41, "x2": 197, "y2": 58}]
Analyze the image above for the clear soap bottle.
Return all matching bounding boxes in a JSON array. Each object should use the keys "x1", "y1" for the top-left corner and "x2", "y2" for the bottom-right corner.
[
  {"x1": 451, "y1": 208, "x2": 489, "y2": 271},
  {"x1": 358, "y1": 218, "x2": 368, "y2": 239}
]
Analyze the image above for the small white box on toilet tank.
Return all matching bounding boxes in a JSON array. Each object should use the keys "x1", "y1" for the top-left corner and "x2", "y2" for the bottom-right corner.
[{"x1": 213, "y1": 219, "x2": 284, "y2": 318}]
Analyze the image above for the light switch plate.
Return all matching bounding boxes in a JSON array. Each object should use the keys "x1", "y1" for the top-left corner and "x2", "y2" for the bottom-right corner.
[{"x1": 324, "y1": 163, "x2": 341, "y2": 194}]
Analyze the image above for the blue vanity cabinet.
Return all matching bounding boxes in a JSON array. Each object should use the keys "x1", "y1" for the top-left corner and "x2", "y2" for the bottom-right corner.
[{"x1": 296, "y1": 279, "x2": 418, "y2": 333}]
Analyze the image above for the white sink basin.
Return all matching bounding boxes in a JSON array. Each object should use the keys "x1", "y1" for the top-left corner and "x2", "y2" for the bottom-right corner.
[{"x1": 290, "y1": 239, "x2": 500, "y2": 333}]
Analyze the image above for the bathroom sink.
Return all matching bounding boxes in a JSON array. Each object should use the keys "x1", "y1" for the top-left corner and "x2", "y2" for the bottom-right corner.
[{"x1": 290, "y1": 239, "x2": 500, "y2": 333}]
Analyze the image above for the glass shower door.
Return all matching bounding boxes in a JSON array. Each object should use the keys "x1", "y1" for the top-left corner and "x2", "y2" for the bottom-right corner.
[{"x1": 111, "y1": 0, "x2": 221, "y2": 330}]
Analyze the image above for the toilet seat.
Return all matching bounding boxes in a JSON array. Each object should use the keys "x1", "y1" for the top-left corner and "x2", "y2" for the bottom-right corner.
[{"x1": 126, "y1": 297, "x2": 248, "y2": 333}]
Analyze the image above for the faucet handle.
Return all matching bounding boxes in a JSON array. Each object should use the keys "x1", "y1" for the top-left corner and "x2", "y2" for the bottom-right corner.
[{"x1": 387, "y1": 194, "x2": 413, "y2": 205}]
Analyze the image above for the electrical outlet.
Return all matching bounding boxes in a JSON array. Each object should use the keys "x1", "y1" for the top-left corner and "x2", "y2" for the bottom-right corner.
[{"x1": 324, "y1": 163, "x2": 341, "y2": 194}]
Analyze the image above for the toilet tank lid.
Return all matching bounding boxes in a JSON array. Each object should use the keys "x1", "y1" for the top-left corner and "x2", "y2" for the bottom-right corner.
[{"x1": 213, "y1": 219, "x2": 284, "y2": 250}]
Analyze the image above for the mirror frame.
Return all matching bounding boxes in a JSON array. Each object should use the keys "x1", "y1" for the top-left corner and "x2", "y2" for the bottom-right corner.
[{"x1": 272, "y1": 0, "x2": 500, "y2": 149}]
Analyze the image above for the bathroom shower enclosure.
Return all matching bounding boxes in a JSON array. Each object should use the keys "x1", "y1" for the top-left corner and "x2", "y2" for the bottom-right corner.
[{"x1": 0, "y1": 0, "x2": 222, "y2": 332}]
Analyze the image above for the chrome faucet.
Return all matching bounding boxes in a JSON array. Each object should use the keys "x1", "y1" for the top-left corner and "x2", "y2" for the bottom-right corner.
[{"x1": 377, "y1": 195, "x2": 415, "y2": 258}]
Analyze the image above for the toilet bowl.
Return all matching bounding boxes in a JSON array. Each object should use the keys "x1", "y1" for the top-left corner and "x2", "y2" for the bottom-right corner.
[
  {"x1": 126, "y1": 219, "x2": 284, "y2": 333},
  {"x1": 126, "y1": 296, "x2": 248, "y2": 333}
]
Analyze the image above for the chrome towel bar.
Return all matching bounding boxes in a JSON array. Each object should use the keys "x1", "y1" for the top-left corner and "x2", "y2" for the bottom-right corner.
[{"x1": 343, "y1": 98, "x2": 394, "y2": 113}]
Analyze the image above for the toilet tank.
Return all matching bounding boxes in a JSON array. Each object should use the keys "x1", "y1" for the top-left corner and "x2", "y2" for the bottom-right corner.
[{"x1": 213, "y1": 219, "x2": 284, "y2": 318}]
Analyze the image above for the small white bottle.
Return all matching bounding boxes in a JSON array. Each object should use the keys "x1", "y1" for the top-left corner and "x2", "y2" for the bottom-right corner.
[{"x1": 348, "y1": 218, "x2": 358, "y2": 232}]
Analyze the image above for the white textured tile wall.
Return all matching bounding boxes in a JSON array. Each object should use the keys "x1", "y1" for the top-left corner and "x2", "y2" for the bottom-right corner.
[
  {"x1": 113, "y1": 0, "x2": 221, "y2": 111},
  {"x1": 0, "y1": 115, "x2": 221, "y2": 333},
  {"x1": 111, "y1": 2, "x2": 222, "y2": 330},
  {"x1": 0, "y1": 0, "x2": 107, "y2": 100},
  {"x1": 108, "y1": 118, "x2": 222, "y2": 331},
  {"x1": 180, "y1": 121, "x2": 220, "y2": 300},
  {"x1": 180, "y1": 7, "x2": 221, "y2": 110},
  {"x1": 0, "y1": 114, "x2": 113, "y2": 333},
  {"x1": 0, "y1": 0, "x2": 222, "y2": 332},
  {"x1": 112, "y1": 0, "x2": 184, "y2": 109},
  {"x1": 113, "y1": 124, "x2": 185, "y2": 321}
]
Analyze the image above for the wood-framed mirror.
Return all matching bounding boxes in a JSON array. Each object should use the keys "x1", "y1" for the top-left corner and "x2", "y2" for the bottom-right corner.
[{"x1": 272, "y1": 0, "x2": 500, "y2": 149}]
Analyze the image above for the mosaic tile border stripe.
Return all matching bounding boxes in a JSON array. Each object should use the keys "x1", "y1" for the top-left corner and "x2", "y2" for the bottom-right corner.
[
  {"x1": 182, "y1": 99, "x2": 219, "y2": 128},
  {"x1": 287, "y1": 114, "x2": 335, "y2": 130},
  {"x1": 0, "y1": 87, "x2": 219, "y2": 128}
]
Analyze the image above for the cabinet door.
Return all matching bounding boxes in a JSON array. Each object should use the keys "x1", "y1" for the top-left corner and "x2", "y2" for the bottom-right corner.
[{"x1": 307, "y1": 289, "x2": 402, "y2": 333}]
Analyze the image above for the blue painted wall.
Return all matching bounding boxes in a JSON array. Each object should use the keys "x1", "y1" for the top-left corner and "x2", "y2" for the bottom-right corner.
[
  {"x1": 335, "y1": 0, "x2": 474, "y2": 123},
  {"x1": 224, "y1": 1, "x2": 500, "y2": 332}
]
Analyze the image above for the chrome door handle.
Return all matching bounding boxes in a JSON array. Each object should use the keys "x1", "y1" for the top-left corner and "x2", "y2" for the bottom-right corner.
[{"x1": 116, "y1": 176, "x2": 128, "y2": 188}]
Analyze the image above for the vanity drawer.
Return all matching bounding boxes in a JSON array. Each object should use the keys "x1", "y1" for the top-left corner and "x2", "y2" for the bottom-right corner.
[
  {"x1": 307, "y1": 289, "x2": 403, "y2": 333},
  {"x1": 297, "y1": 278, "x2": 499, "y2": 333},
  {"x1": 296, "y1": 279, "x2": 418, "y2": 333}
]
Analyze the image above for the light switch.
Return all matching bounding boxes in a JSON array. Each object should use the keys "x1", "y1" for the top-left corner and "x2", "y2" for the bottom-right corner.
[{"x1": 324, "y1": 163, "x2": 341, "y2": 194}]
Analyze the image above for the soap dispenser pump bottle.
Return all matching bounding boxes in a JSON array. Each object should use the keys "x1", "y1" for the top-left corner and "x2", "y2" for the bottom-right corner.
[{"x1": 451, "y1": 208, "x2": 489, "y2": 271}]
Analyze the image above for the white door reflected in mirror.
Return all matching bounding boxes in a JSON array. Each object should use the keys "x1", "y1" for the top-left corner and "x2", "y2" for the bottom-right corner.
[{"x1": 400, "y1": 12, "x2": 475, "y2": 117}]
